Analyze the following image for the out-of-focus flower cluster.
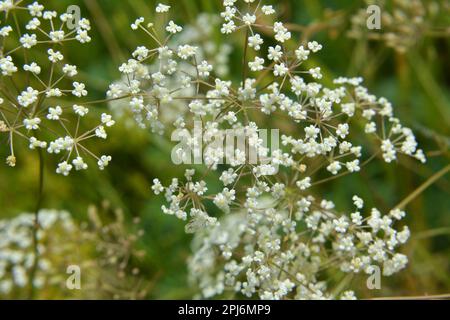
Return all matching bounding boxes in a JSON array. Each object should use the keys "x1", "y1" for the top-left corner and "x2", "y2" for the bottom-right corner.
[
  {"x1": 0, "y1": 209, "x2": 75, "y2": 296},
  {"x1": 0, "y1": 206, "x2": 147, "y2": 299},
  {"x1": 105, "y1": 1, "x2": 427, "y2": 299},
  {"x1": 188, "y1": 198, "x2": 410, "y2": 299},
  {"x1": 0, "y1": 1, "x2": 113, "y2": 175},
  {"x1": 348, "y1": 0, "x2": 450, "y2": 52}
]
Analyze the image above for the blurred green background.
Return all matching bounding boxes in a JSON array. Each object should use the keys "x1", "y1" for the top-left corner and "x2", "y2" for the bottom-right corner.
[{"x1": 0, "y1": 0, "x2": 449, "y2": 299}]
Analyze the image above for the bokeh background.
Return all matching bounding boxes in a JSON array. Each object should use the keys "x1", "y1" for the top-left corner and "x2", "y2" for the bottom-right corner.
[{"x1": 1, "y1": 0, "x2": 449, "y2": 299}]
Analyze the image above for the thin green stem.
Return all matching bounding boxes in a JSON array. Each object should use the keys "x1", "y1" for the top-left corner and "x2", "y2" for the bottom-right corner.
[
  {"x1": 242, "y1": 28, "x2": 249, "y2": 89},
  {"x1": 27, "y1": 147, "x2": 45, "y2": 299},
  {"x1": 394, "y1": 164, "x2": 450, "y2": 210}
]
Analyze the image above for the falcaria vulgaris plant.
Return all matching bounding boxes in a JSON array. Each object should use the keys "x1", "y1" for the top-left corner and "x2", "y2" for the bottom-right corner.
[
  {"x1": 0, "y1": 0, "x2": 432, "y2": 301},
  {"x1": 107, "y1": 1, "x2": 427, "y2": 299}
]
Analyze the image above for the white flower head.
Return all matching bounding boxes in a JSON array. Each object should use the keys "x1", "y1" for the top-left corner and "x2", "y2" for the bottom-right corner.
[
  {"x1": 47, "y1": 106, "x2": 63, "y2": 120},
  {"x1": 98, "y1": 155, "x2": 112, "y2": 170},
  {"x1": 156, "y1": 3, "x2": 171, "y2": 13},
  {"x1": 166, "y1": 21, "x2": 182, "y2": 34}
]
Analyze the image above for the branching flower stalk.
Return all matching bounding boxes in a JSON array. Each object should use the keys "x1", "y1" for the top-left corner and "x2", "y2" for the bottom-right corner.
[{"x1": 0, "y1": 1, "x2": 114, "y2": 174}]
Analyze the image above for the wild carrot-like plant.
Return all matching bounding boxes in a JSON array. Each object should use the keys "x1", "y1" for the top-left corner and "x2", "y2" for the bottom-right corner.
[
  {"x1": 1, "y1": 0, "x2": 445, "y2": 300},
  {"x1": 106, "y1": 1, "x2": 427, "y2": 299}
]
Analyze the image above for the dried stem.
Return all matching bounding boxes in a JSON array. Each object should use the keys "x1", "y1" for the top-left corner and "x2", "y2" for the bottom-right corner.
[
  {"x1": 394, "y1": 163, "x2": 450, "y2": 210},
  {"x1": 371, "y1": 293, "x2": 450, "y2": 300}
]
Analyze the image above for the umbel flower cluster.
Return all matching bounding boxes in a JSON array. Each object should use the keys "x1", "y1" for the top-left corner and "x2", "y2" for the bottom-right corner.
[
  {"x1": 107, "y1": 1, "x2": 426, "y2": 299},
  {"x1": 0, "y1": 206, "x2": 147, "y2": 299},
  {"x1": 0, "y1": 1, "x2": 113, "y2": 175}
]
